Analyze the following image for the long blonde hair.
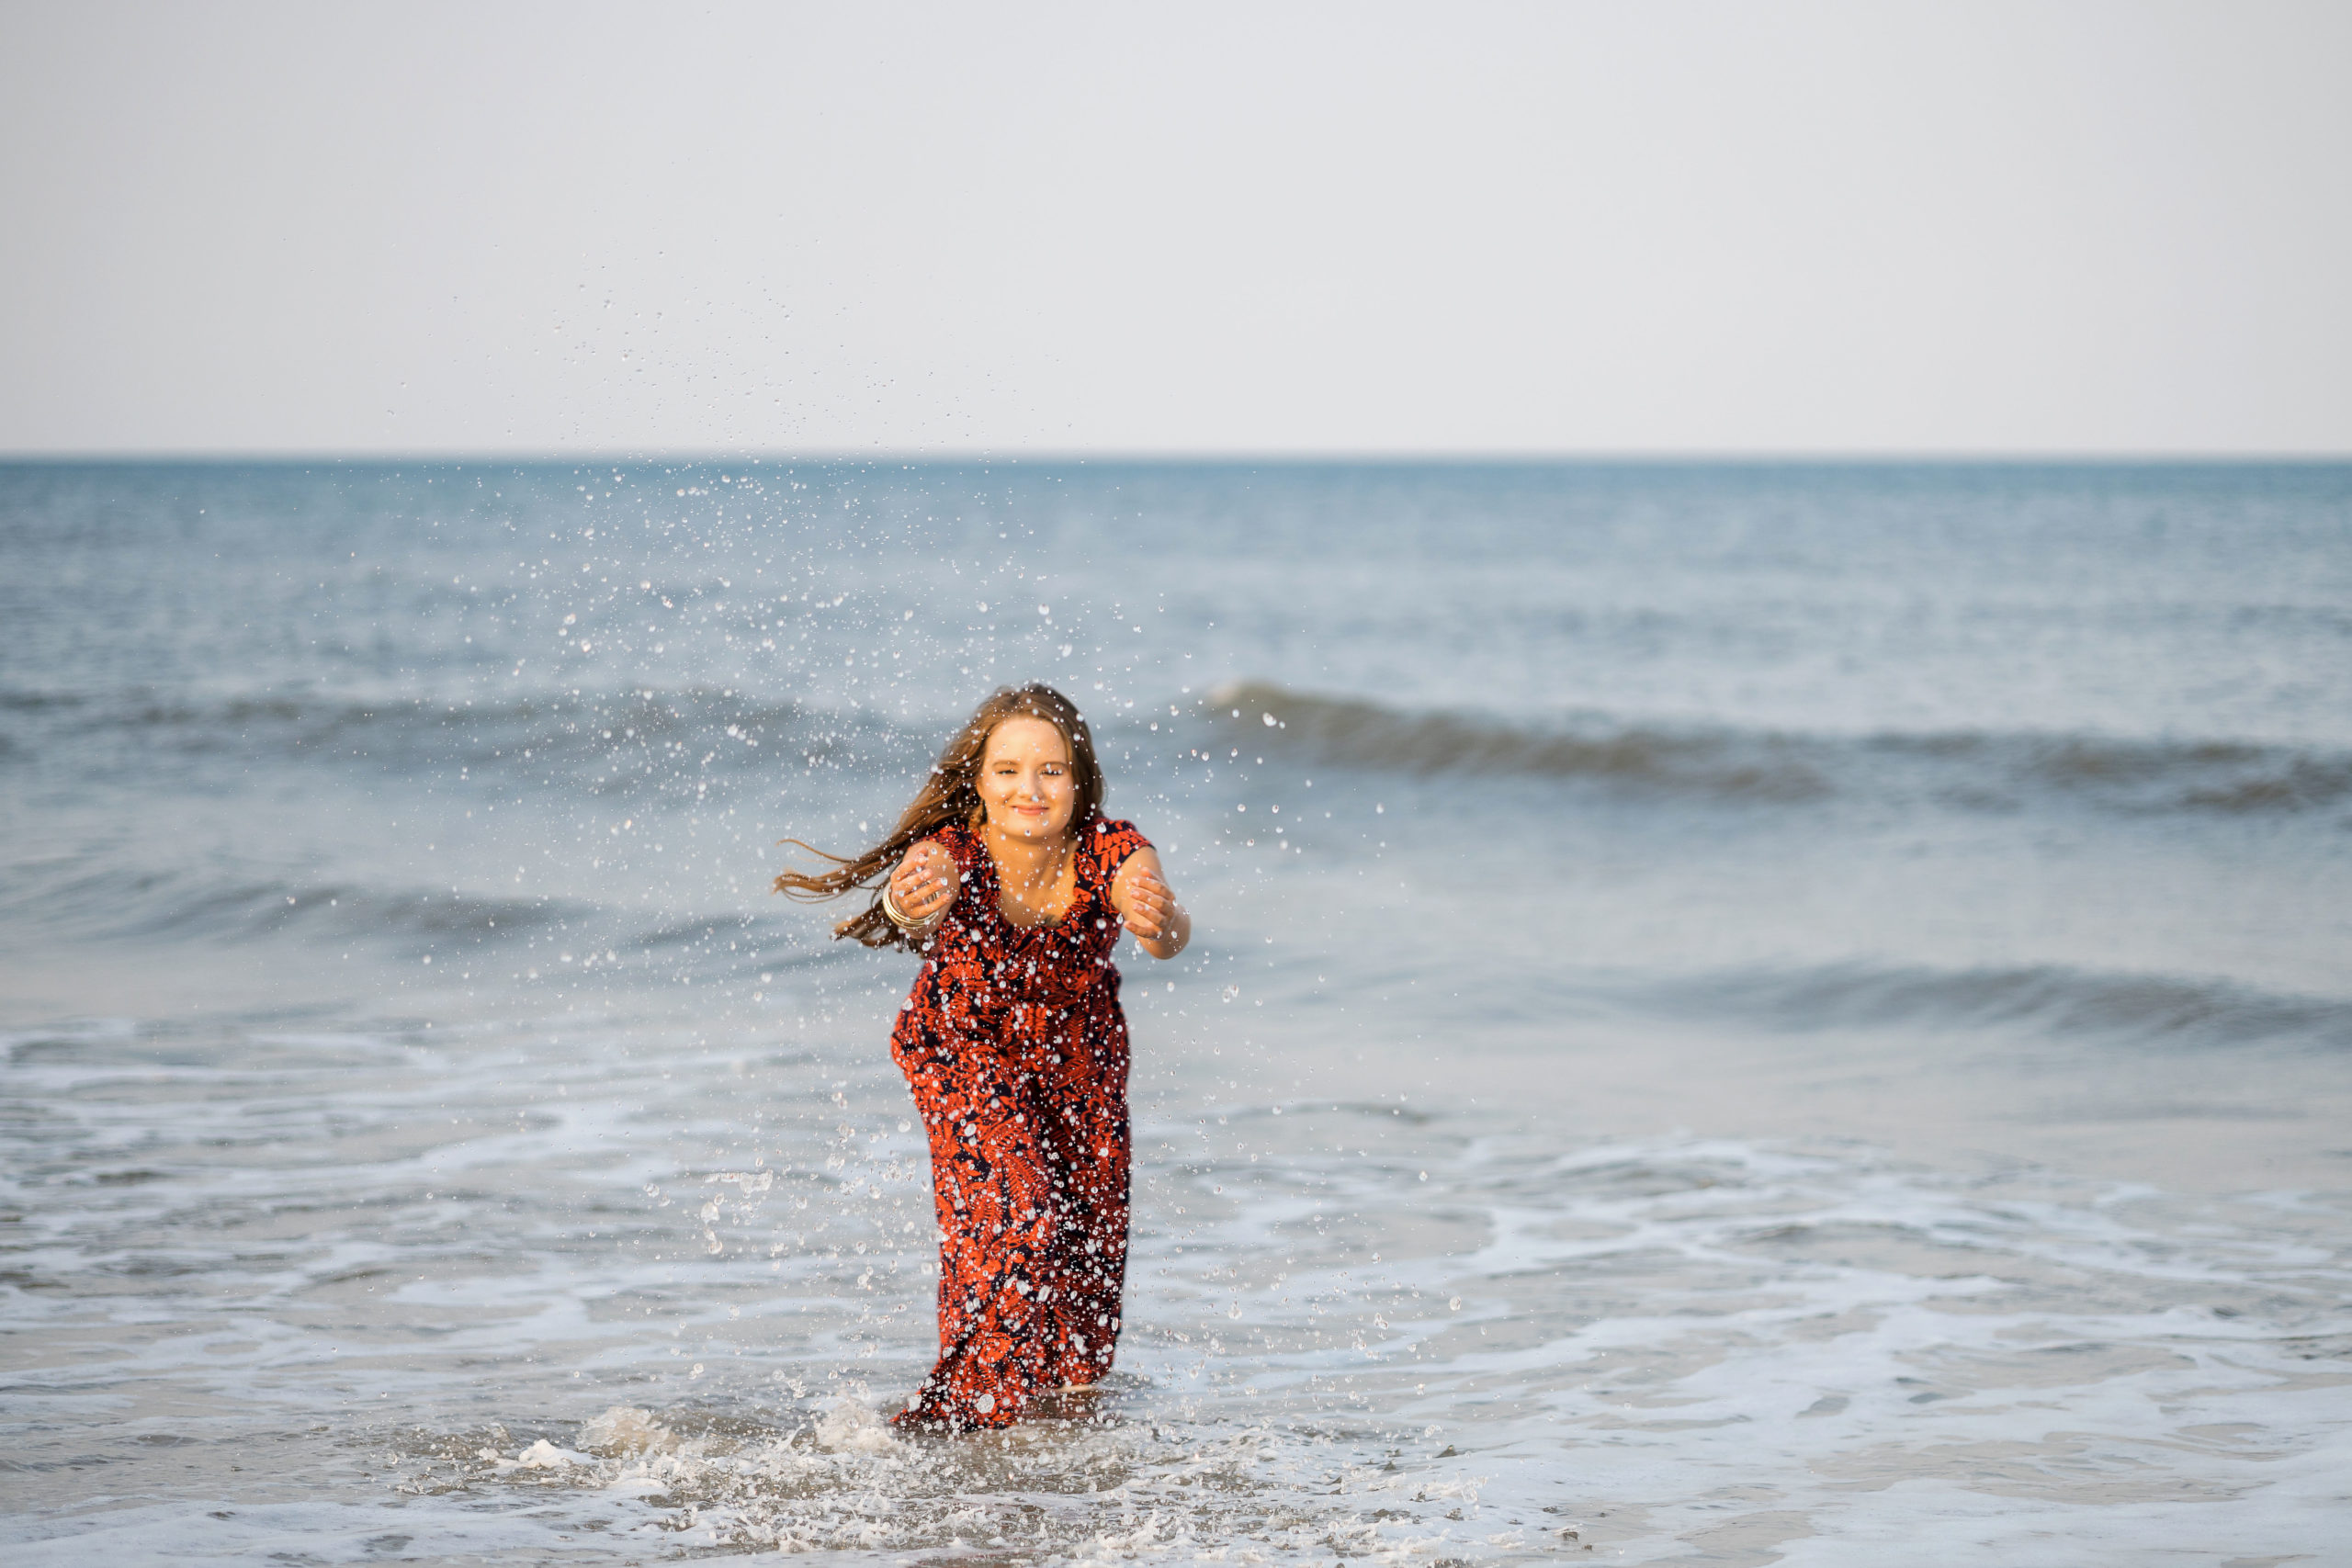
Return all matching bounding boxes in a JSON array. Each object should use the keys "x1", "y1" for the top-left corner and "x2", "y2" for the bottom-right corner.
[{"x1": 772, "y1": 683, "x2": 1104, "y2": 949}]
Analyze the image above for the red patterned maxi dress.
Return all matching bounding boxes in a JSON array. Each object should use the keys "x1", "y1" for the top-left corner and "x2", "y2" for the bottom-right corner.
[{"x1": 888, "y1": 815, "x2": 1149, "y2": 1432}]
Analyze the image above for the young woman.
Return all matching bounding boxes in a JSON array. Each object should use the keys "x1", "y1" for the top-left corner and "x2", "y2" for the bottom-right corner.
[{"x1": 774, "y1": 684, "x2": 1190, "y2": 1432}]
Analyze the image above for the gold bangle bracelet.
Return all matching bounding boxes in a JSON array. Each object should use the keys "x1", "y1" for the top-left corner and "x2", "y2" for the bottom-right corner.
[{"x1": 882, "y1": 885, "x2": 936, "y2": 931}]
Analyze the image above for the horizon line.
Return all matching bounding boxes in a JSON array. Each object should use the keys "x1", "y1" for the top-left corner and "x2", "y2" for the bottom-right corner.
[{"x1": 5, "y1": 447, "x2": 2350, "y2": 468}]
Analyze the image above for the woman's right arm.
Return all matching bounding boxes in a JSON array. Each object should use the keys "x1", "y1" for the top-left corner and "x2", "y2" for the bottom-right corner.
[{"x1": 887, "y1": 839, "x2": 959, "y2": 932}]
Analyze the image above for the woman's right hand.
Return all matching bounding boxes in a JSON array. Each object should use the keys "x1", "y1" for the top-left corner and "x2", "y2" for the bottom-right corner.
[{"x1": 889, "y1": 840, "x2": 958, "y2": 927}]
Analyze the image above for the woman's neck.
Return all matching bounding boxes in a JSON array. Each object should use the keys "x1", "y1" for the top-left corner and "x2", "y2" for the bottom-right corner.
[{"x1": 983, "y1": 822, "x2": 1073, "y2": 888}]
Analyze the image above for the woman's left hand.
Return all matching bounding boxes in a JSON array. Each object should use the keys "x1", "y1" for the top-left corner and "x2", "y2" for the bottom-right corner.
[
  {"x1": 1109, "y1": 847, "x2": 1190, "y2": 958},
  {"x1": 1119, "y1": 870, "x2": 1181, "y2": 942}
]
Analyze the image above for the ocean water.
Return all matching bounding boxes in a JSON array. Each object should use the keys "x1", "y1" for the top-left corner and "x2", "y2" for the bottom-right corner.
[{"x1": 3, "y1": 458, "x2": 2349, "y2": 1564}]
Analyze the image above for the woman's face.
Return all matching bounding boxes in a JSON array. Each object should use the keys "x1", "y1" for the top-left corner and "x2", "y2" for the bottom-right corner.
[{"x1": 978, "y1": 716, "x2": 1077, "y2": 843}]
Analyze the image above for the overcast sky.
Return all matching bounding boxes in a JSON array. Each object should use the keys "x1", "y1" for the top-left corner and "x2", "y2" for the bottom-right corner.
[{"x1": 3, "y1": 1, "x2": 2346, "y2": 456}]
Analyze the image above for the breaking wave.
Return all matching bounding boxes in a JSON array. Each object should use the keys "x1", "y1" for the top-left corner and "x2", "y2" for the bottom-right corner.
[
  {"x1": 0, "y1": 861, "x2": 856, "y2": 993},
  {"x1": 0, "y1": 865, "x2": 584, "y2": 948},
  {"x1": 1204, "y1": 681, "x2": 2352, "y2": 816},
  {"x1": 1647, "y1": 959, "x2": 2352, "y2": 1052},
  {"x1": 0, "y1": 682, "x2": 922, "y2": 779}
]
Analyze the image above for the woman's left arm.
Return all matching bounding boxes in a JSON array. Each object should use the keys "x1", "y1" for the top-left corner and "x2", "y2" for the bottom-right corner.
[{"x1": 1110, "y1": 847, "x2": 1190, "y2": 961}]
